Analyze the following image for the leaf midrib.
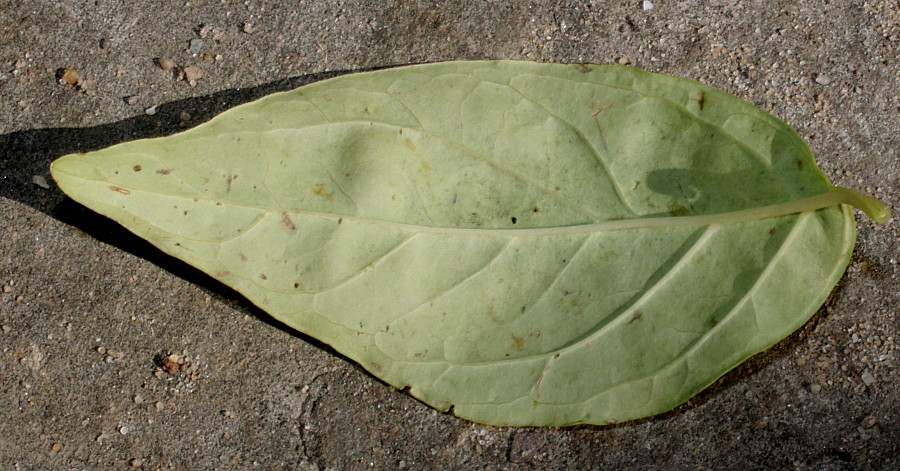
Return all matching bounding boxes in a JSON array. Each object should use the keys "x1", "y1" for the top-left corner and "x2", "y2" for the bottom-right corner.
[{"x1": 55, "y1": 167, "x2": 853, "y2": 236}]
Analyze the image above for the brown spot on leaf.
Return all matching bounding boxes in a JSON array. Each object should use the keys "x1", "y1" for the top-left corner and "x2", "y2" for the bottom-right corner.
[
  {"x1": 108, "y1": 186, "x2": 130, "y2": 195},
  {"x1": 404, "y1": 138, "x2": 416, "y2": 152},
  {"x1": 627, "y1": 311, "x2": 642, "y2": 324},
  {"x1": 576, "y1": 64, "x2": 591, "y2": 73},
  {"x1": 133, "y1": 165, "x2": 142, "y2": 172},
  {"x1": 312, "y1": 183, "x2": 333, "y2": 200},
  {"x1": 281, "y1": 213, "x2": 296, "y2": 231},
  {"x1": 511, "y1": 335, "x2": 525, "y2": 351},
  {"x1": 156, "y1": 169, "x2": 172, "y2": 175},
  {"x1": 259, "y1": 273, "x2": 267, "y2": 280},
  {"x1": 697, "y1": 91, "x2": 706, "y2": 110},
  {"x1": 591, "y1": 104, "x2": 612, "y2": 116}
]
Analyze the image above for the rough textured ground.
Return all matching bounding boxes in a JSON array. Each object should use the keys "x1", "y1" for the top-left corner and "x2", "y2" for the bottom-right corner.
[{"x1": 1, "y1": 1, "x2": 897, "y2": 470}]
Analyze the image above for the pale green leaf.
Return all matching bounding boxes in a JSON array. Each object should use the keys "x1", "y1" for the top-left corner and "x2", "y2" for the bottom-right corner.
[{"x1": 51, "y1": 61, "x2": 889, "y2": 426}]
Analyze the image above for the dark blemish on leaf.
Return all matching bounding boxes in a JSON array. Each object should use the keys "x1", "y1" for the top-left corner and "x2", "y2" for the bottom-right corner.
[
  {"x1": 225, "y1": 174, "x2": 236, "y2": 193},
  {"x1": 521, "y1": 305, "x2": 527, "y2": 313},
  {"x1": 668, "y1": 204, "x2": 690, "y2": 216},
  {"x1": 452, "y1": 192, "x2": 458, "y2": 204},
  {"x1": 174, "y1": 243, "x2": 181, "y2": 247},
  {"x1": 293, "y1": 282, "x2": 300, "y2": 288},
  {"x1": 563, "y1": 290, "x2": 572, "y2": 296},
  {"x1": 768, "y1": 227, "x2": 777, "y2": 235},
  {"x1": 156, "y1": 169, "x2": 172, "y2": 175},
  {"x1": 259, "y1": 273, "x2": 267, "y2": 280},
  {"x1": 133, "y1": 165, "x2": 142, "y2": 172},
  {"x1": 337, "y1": 217, "x2": 343, "y2": 224},
  {"x1": 216, "y1": 202, "x2": 222, "y2": 206},
  {"x1": 404, "y1": 138, "x2": 416, "y2": 152},
  {"x1": 413, "y1": 352, "x2": 426, "y2": 358},
  {"x1": 708, "y1": 318, "x2": 718, "y2": 328},
  {"x1": 576, "y1": 64, "x2": 591, "y2": 73},
  {"x1": 796, "y1": 159, "x2": 804, "y2": 170},
  {"x1": 370, "y1": 362, "x2": 383, "y2": 372},
  {"x1": 554, "y1": 186, "x2": 561, "y2": 191},
  {"x1": 532, "y1": 206, "x2": 539, "y2": 213},
  {"x1": 511, "y1": 217, "x2": 517, "y2": 224},
  {"x1": 281, "y1": 213, "x2": 296, "y2": 231},
  {"x1": 183, "y1": 210, "x2": 188, "y2": 215},
  {"x1": 239, "y1": 253, "x2": 247, "y2": 261},
  {"x1": 213, "y1": 271, "x2": 230, "y2": 279},
  {"x1": 697, "y1": 91, "x2": 706, "y2": 110},
  {"x1": 627, "y1": 311, "x2": 642, "y2": 324},
  {"x1": 108, "y1": 186, "x2": 130, "y2": 195}
]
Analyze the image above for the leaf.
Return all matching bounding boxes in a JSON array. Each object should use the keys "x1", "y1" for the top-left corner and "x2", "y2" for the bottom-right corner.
[{"x1": 51, "y1": 61, "x2": 889, "y2": 426}]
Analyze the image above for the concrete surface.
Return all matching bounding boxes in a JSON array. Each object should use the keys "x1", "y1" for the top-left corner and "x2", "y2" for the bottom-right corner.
[{"x1": 1, "y1": 1, "x2": 897, "y2": 469}]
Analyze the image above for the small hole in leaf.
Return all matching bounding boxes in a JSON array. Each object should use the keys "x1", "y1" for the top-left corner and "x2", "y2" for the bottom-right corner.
[{"x1": 511, "y1": 217, "x2": 517, "y2": 224}]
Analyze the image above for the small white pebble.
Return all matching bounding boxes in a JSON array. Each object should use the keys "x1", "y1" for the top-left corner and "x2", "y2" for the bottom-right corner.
[
  {"x1": 642, "y1": 1, "x2": 654, "y2": 10},
  {"x1": 32, "y1": 175, "x2": 50, "y2": 189},
  {"x1": 189, "y1": 38, "x2": 203, "y2": 55},
  {"x1": 815, "y1": 74, "x2": 832, "y2": 85},
  {"x1": 158, "y1": 57, "x2": 177, "y2": 71},
  {"x1": 809, "y1": 384, "x2": 822, "y2": 394},
  {"x1": 181, "y1": 66, "x2": 202, "y2": 83},
  {"x1": 118, "y1": 425, "x2": 130, "y2": 435},
  {"x1": 860, "y1": 370, "x2": 876, "y2": 386},
  {"x1": 145, "y1": 105, "x2": 158, "y2": 116}
]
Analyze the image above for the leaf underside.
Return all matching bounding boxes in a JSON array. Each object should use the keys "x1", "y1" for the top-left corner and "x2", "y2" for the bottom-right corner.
[{"x1": 52, "y1": 61, "x2": 868, "y2": 426}]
